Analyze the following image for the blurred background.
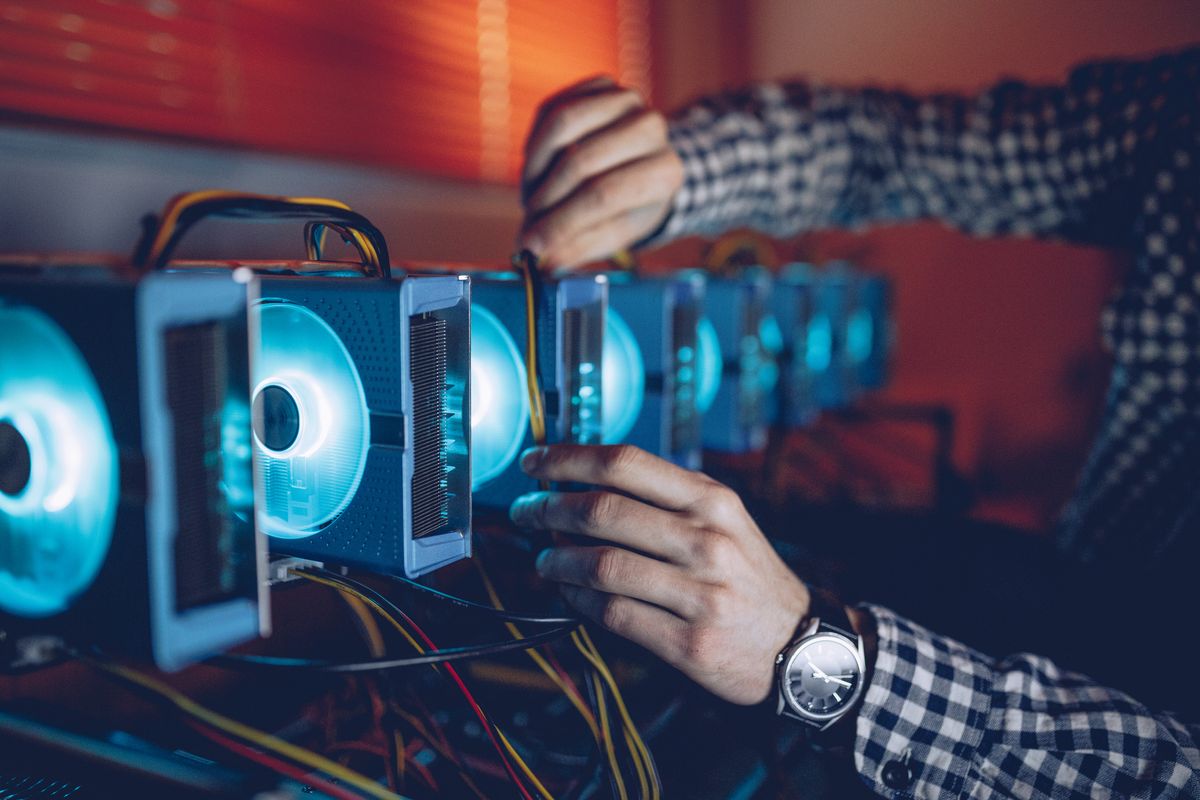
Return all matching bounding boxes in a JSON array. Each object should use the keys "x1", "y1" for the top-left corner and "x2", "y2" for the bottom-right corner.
[{"x1": 3, "y1": 0, "x2": 1200, "y2": 532}]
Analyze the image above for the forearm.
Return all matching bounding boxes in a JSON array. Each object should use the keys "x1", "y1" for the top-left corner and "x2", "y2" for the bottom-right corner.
[{"x1": 651, "y1": 51, "x2": 1193, "y2": 248}]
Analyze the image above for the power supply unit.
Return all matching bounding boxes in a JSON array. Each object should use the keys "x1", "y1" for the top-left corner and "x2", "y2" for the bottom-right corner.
[
  {"x1": 603, "y1": 271, "x2": 705, "y2": 469},
  {"x1": 697, "y1": 269, "x2": 774, "y2": 453},
  {"x1": 0, "y1": 264, "x2": 267, "y2": 672},
  {"x1": 470, "y1": 272, "x2": 607, "y2": 508}
]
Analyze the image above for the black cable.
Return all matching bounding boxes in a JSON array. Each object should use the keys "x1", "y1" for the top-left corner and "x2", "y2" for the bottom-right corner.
[
  {"x1": 206, "y1": 624, "x2": 576, "y2": 674},
  {"x1": 380, "y1": 571, "x2": 579, "y2": 626}
]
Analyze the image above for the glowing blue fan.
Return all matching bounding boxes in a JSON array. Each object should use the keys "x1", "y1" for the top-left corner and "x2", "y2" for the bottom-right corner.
[
  {"x1": 806, "y1": 313, "x2": 834, "y2": 372},
  {"x1": 758, "y1": 314, "x2": 784, "y2": 394},
  {"x1": 0, "y1": 305, "x2": 118, "y2": 617},
  {"x1": 470, "y1": 305, "x2": 530, "y2": 489},
  {"x1": 601, "y1": 309, "x2": 645, "y2": 444},
  {"x1": 847, "y1": 307, "x2": 874, "y2": 365},
  {"x1": 695, "y1": 316, "x2": 723, "y2": 414},
  {"x1": 252, "y1": 301, "x2": 369, "y2": 539}
]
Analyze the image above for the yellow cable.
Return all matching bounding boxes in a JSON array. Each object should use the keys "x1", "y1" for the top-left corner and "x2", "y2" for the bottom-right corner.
[
  {"x1": 592, "y1": 672, "x2": 629, "y2": 800},
  {"x1": 496, "y1": 728, "x2": 557, "y2": 800},
  {"x1": 292, "y1": 571, "x2": 425, "y2": 655},
  {"x1": 393, "y1": 729, "x2": 406, "y2": 787},
  {"x1": 474, "y1": 561, "x2": 601, "y2": 742},
  {"x1": 341, "y1": 594, "x2": 387, "y2": 658},
  {"x1": 624, "y1": 727, "x2": 650, "y2": 800},
  {"x1": 296, "y1": 570, "x2": 555, "y2": 800},
  {"x1": 145, "y1": 190, "x2": 380, "y2": 270},
  {"x1": 514, "y1": 249, "x2": 655, "y2": 797},
  {"x1": 573, "y1": 629, "x2": 659, "y2": 799},
  {"x1": 84, "y1": 658, "x2": 404, "y2": 800},
  {"x1": 394, "y1": 709, "x2": 489, "y2": 800}
]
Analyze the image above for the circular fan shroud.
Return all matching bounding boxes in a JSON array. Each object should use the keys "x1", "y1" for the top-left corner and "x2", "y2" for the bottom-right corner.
[
  {"x1": 470, "y1": 305, "x2": 530, "y2": 489},
  {"x1": 253, "y1": 301, "x2": 369, "y2": 539},
  {"x1": 695, "y1": 316, "x2": 723, "y2": 414},
  {"x1": 0, "y1": 305, "x2": 118, "y2": 617},
  {"x1": 601, "y1": 309, "x2": 645, "y2": 444}
]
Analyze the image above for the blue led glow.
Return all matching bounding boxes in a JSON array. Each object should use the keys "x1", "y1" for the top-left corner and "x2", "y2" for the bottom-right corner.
[
  {"x1": 253, "y1": 301, "x2": 369, "y2": 539},
  {"x1": 847, "y1": 308, "x2": 874, "y2": 364},
  {"x1": 220, "y1": 394, "x2": 255, "y2": 522},
  {"x1": 757, "y1": 314, "x2": 783, "y2": 393},
  {"x1": 806, "y1": 313, "x2": 833, "y2": 372},
  {"x1": 470, "y1": 305, "x2": 530, "y2": 489},
  {"x1": 695, "y1": 316, "x2": 723, "y2": 414},
  {"x1": 0, "y1": 305, "x2": 118, "y2": 617},
  {"x1": 601, "y1": 309, "x2": 645, "y2": 444}
]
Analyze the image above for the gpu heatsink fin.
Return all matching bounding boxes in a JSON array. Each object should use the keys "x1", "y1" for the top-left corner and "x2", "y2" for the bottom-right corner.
[
  {"x1": 252, "y1": 301, "x2": 369, "y2": 539},
  {"x1": 0, "y1": 305, "x2": 118, "y2": 618},
  {"x1": 409, "y1": 313, "x2": 450, "y2": 539}
]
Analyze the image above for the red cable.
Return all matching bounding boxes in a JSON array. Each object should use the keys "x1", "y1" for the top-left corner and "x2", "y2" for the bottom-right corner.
[
  {"x1": 186, "y1": 720, "x2": 367, "y2": 800},
  {"x1": 390, "y1": 605, "x2": 536, "y2": 800}
]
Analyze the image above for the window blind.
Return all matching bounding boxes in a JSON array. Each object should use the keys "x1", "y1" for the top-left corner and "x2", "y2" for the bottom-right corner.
[{"x1": 0, "y1": 0, "x2": 652, "y2": 183}]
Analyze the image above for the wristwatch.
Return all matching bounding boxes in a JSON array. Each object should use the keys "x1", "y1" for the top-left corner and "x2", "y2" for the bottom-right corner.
[{"x1": 774, "y1": 589, "x2": 866, "y2": 731}]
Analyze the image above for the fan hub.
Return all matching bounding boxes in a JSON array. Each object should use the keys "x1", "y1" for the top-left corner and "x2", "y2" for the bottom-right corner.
[
  {"x1": 0, "y1": 420, "x2": 31, "y2": 497},
  {"x1": 252, "y1": 384, "x2": 301, "y2": 453}
]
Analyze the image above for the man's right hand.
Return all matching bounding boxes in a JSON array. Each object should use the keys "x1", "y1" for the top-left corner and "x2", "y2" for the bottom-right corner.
[{"x1": 518, "y1": 76, "x2": 683, "y2": 269}]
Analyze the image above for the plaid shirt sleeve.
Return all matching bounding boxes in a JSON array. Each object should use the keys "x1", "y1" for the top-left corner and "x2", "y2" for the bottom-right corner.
[
  {"x1": 854, "y1": 605, "x2": 1200, "y2": 798},
  {"x1": 652, "y1": 48, "x2": 1200, "y2": 570}
]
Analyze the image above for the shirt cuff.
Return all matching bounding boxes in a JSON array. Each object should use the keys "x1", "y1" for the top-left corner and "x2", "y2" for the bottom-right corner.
[
  {"x1": 635, "y1": 121, "x2": 715, "y2": 248},
  {"x1": 853, "y1": 604, "x2": 994, "y2": 798}
]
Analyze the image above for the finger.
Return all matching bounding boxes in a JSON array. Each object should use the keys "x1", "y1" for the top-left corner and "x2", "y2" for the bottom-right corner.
[
  {"x1": 526, "y1": 109, "x2": 667, "y2": 215},
  {"x1": 537, "y1": 546, "x2": 704, "y2": 619},
  {"x1": 520, "y1": 150, "x2": 682, "y2": 261},
  {"x1": 531, "y1": 203, "x2": 668, "y2": 268},
  {"x1": 511, "y1": 490, "x2": 695, "y2": 562},
  {"x1": 527, "y1": 75, "x2": 616, "y2": 136},
  {"x1": 523, "y1": 86, "x2": 644, "y2": 192},
  {"x1": 519, "y1": 444, "x2": 710, "y2": 511},
  {"x1": 559, "y1": 584, "x2": 688, "y2": 662}
]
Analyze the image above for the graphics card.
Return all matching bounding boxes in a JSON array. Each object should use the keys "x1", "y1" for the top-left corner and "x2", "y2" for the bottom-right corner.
[
  {"x1": 697, "y1": 269, "x2": 774, "y2": 453},
  {"x1": 471, "y1": 273, "x2": 606, "y2": 508},
  {"x1": 847, "y1": 271, "x2": 893, "y2": 391},
  {"x1": 0, "y1": 266, "x2": 266, "y2": 671},
  {"x1": 250, "y1": 273, "x2": 472, "y2": 578},
  {"x1": 604, "y1": 271, "x2": 705, "y2": 469}
]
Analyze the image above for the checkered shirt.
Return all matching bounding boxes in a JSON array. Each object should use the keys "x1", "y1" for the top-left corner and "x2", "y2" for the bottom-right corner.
[
  {"x1": 855, "y1": 605, "x2": 1199, "y2": 798},
  {"x1": 655, "y1": 47, "x2": 1200, "y2": 571},
  {"x1": 645, "y1": 48, "x2": 1200, "y2": 797}
]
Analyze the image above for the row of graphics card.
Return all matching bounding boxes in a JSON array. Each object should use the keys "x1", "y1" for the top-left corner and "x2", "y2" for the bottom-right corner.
[{"x1": 0, "y1": 194, "x2": 891, "y2": 678}]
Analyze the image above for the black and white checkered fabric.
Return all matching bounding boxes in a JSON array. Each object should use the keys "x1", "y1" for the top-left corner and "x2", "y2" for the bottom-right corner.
[
  {"x1": 645, "y1": 48, "x2": 1200, "y2": 797},
  {"x1": 656, "y1": 47, "x2": 1200, "y2": 571},
  {"x1": 856, "y1": 606, "x2": 1199, "y2": 798}
]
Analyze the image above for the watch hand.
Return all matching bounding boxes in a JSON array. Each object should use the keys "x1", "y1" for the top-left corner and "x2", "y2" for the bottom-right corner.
[{"x1": 824, "y1": 675, "x2": 853, "y2": 689}]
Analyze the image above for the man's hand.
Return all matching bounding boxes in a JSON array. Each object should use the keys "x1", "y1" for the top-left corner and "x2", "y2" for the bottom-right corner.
[
  {"x1": 518, "y1": 76, "x2": 683, "y2": 269},
  {"x1": 509, "y1": 444, "x2": 811, "y2": 705}
]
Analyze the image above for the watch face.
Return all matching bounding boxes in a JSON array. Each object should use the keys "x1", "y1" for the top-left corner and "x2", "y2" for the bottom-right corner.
[{"x1": 782, "y1": 632, "x2": 864, "y2": 720}]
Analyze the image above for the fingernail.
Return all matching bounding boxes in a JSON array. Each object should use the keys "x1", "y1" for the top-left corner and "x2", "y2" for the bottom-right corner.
[
  {"x1": 535, "y1": 548, "x2": 552, "y2": 574},
  {"x1": 509, "y1": 491, "x2": 545, "y2": 523},
  {"x1": 520, "y1": 446, "x2": 546, "y2": 473}
]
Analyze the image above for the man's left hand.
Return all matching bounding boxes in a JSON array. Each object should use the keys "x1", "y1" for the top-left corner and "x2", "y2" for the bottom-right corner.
[{"x1": 510, "y1": 443, "x2": 811, "y2": 705}]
